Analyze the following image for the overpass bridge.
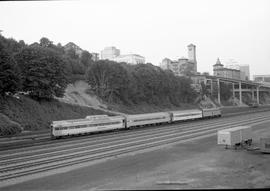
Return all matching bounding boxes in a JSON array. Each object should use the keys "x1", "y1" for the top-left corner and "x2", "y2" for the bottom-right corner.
[{"x1": 191, "y1": 75, "x2": 270, "y2": 105}]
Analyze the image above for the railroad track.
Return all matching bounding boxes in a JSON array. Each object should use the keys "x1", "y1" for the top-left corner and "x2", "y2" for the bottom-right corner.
[
  {"x1": 1, "y1": 106, "x2": 270, "y2": 150},
  {"x1": 0, "y1": 111, "x2": 269, "y2": 161},
  {"x1": 2, "y1": 106, "x2": 270, "y2": 152},
  {"x1": 0, "y1": 111, "x2": 270, "y2": 186},
  {"x1": 1, "y1": 109, "x2": 269, "y2": 157}
]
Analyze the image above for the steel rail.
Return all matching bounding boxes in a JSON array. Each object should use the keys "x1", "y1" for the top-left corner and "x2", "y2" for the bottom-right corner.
[
  {"x1": 0, "y1": 117, "x2": 269, "y2": 182},
  {"x1": 0, "y1": 115, "x2": 269, "y2": 176},
  {"x1": 0, "y1": 112, "x2": 269, "y2": 161}
]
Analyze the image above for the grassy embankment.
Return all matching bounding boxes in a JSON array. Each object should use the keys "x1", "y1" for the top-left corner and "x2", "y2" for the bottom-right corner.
[{"x1": 0, "y1": 95, "x2": 113, "y2": 136}]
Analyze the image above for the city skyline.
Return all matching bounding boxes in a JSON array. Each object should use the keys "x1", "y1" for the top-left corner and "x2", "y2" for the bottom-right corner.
[{"x1": 0, "y1": 0, "x2": 269, "y2": 79}]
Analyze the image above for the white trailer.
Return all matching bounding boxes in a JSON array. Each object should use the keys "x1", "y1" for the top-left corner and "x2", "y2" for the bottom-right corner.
[
  {"x1": 217, "y1": 128, "x2": 242, "y2": 147},
  {"x1": 217, "y1": 126, "x2": 253, "y2": 148}
]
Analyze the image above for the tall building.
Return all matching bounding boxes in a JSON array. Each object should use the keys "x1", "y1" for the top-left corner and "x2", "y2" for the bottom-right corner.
[
  {"x1": 239, "y1": 65, "x2": 250, "y2": 80},
  {"x1": 253, "y1": 75, "x2": 270, "y2": 84},
  {"x1": 187, "y1": 44, "x2": 197, "y2": 73},
  {"x1": 213, "y1": 58, "x2": 241, "y2": 80},
  {"x1": 100, "y1": 46, "x2": 120, "y2": 60},
  {"x1": 226, "y1": 64, "x2": 250, "y2": 81},
  {"x1": 113, "y1": 54, "x2": 145, "y2": 65},
  {"x1": 160, "y1": 44, "x2": 197, "y2": 76},
  {"x1": 160, "y1": 58, "x2": 172, "y2": 70}
]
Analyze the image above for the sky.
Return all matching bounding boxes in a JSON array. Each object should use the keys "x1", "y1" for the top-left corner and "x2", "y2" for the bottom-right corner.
[{"x1": 0, "y1": 0, "x2": 270, "y2": 79}]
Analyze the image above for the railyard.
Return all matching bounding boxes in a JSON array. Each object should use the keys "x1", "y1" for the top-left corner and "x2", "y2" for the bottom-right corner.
[{"x1": 0, "y1": 107, "x2": 270, "y2": 189}]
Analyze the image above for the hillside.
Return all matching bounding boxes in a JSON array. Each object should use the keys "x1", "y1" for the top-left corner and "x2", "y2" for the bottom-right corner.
[
  {"x1": 57, "y1": 80, "x2": 202, "y2": 114},
  {"x1": 56, "y1": 80, "x2": 125, "y2": 115},
  {"x1": 0, "y1": 95, "x2": 114, "y2": 136}
]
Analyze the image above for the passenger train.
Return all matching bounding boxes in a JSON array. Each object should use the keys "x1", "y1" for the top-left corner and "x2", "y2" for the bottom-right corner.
[{"x1": 51, "y1": 108, "x2": 222, "y2": 138}]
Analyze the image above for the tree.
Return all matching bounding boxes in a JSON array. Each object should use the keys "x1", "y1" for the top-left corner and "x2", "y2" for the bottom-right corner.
[
  {"x1": 220, "y1": 82, "x2": 232, "y2": 101},
  {"x1": 15, "y1": 46, "x2": 68, "y2": 99},
  {"x1": 0, "y1": 42, "x2": 21, "y2": 96},
  {"x1": 0, "y1": 35, "x2": 25, "y2": 55},
  {"x1": 181, "y1": 63, "x2": 195, "y2": 76},
  {"x1": 65, "y1": 48, "x2": 79, "y2": 60},
  {"x1": 39, "y1": 37, "x2": 53, "y2": 48},
  {"x1": 85, "y1": 60, "x2": 129, "y2": 103},
  {"x1": 80, "y1": 50, "x2": 93, "y2": 67}
]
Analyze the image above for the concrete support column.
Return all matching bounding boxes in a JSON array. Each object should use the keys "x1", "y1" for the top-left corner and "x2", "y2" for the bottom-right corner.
[
  {"x1": 217, "y1": 79, "x2": 221, "y2": 104},
  {"x1": 257, "y1": 86, "x2": 260, "y2": 104},
  {"x1": 232, "y1": 83, "x2": 235, "y2": 98},
  {"x1": 210, "y1": 79, "x2": 213, "y2": 96},
  {"x1": 239, "y1": 82, "x2": 242, "y2": 105},
  {"x1": 251, "y1": 87, "x2": 255, "y2": 100}
]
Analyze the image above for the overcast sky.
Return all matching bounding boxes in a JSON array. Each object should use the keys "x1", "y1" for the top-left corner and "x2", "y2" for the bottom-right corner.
[{"x1": 1, "y1": 0, "x2": 269, "y2": 79}]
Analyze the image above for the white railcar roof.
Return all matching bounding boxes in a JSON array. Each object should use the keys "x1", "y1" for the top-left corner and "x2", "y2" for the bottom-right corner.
[
  {"x1": 126, "y1": 112, "x2": 169, "y2": 119},
  {"x1": 52, "y1": 115, "x2": 124, "y2": 127},
  {"x1": 170, "y1": 109, "x2": 202, "y2": 114},
  {"x1": 85, "y1": 115, "x2": 109, "y2": 120},
  {"x1": 202, "y1": 108, "x2": 221, "y2": 111}
]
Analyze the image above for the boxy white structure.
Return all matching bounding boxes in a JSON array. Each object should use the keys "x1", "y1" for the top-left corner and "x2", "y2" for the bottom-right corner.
[{"x1": 217, "y1": 126, "x2": 252, "y2": 147}]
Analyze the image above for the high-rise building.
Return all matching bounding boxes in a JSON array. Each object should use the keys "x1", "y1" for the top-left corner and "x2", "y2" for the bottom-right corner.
[
  {"x1": 213, "y1": 58, "x2": 241, "y2": 80},
  {"x1": 226, "y1": 64, "x2": 250, "y2": 81},
  {"x1": 113, "y1": 54, "x2": 145, "y2": 65},
  {"x1": 100, "y1": 46, "x2": 120, "y2": 60},
  {"x1": 253, "y1": 75, "x2": 270, "y2": 84},
  {"x1": 187, "y1": 44, "x2": 197, "y2": 73},
  {"x1": 160, "y1": 44, "x2": 197, "y2": 76},
  {"x1": 239, "y1": 65, "x2": 250, "y2": 80},
  {"x1": 160, "y1": 58, "x2": 172, "y2": 70}
]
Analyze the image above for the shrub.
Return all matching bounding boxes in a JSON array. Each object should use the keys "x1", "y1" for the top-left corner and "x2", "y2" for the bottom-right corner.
[{"x1": 0, "y1": 113, "x2": 23, "y2": 136}]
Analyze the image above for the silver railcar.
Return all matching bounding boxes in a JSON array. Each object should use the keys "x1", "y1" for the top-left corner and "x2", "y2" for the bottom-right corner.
[
  {"x1": 202, "y1": 108, "x2": 221, "y2": 118},
  {"x1": 126, "y1": 112, "x2": 171, "y2": 128},
  {"x1": 51, "y1": 115, "x2": 125, "y2": 138},
  {"x1": 170, "y1": 109, "x2": 203, "y2": 122}
]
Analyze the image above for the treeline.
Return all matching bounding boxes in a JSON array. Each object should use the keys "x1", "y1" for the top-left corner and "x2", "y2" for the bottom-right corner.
[
  {"x1": 86, "y1": 60, "x2": 197, "y2": 106},
  {"x1": 0, "y1": 34, "x2": 198, "y2": 106},
  {"x1": 0, "y1": 35, "x2": 93, "y2": 100}
]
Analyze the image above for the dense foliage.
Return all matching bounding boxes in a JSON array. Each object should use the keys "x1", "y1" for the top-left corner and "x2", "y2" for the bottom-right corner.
[
  {"x1": 0, "y1": 34, "x2": 94, "y2": 99},
  {"x1": 0, "y1": 113, "x2": 23, "y2": 136},
  {"x1": 15, "y1": 46, "x2": 68, "y2": 99},
  {"x1": 86, "y1": 61, "x2": 198, "y2": 105},
  {"x1": 0, "y1": 43, "x2": 21, "y2": 96}
]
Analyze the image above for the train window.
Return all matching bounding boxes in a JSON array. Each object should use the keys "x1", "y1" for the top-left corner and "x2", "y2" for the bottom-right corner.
[
  {"x1": 133, "y1": 116, "x2": 167, "y2": 122},
  {"x1": 175, "y1": 113, "x2": 201, "y2": 117},
  {"x1": 55, "y1": 120, "x2": 122, "y2": 130}
]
